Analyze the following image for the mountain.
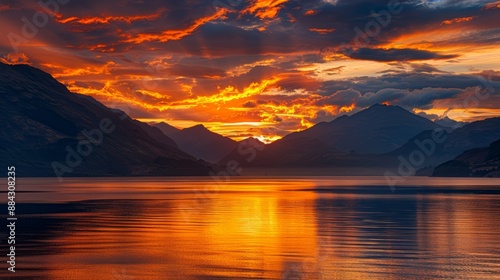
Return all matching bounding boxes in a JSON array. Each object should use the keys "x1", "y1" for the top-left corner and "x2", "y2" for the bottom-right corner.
[
  {"x1": 116, "y1": 114, "x2": 178, "y2": 149},
  {"x1": 154, "y1": 123, "x2": 238, "y2": 163},
  {"x1": 283, "y1": 104, "x2": 443, "y2": 154},
  {"x1": 391, "y1": 117, "x2": 500, "y2": 175},
  {"x1": 224, "y1": 104, "x2": 443, "y2": 168},
  {"x1": 154, "y1": 121, "x2": 181, "y2": 137},
  {"x1": 432, "y1": 139, "x2": 500, "y2": 177},
  {"x1": 0, "y1": 62, "x2": 211, "y2": 177},
  {"x1": 393, "y1": 117, "x2": 500, "y2": 159},
  {"x1": 443, "y1": 117, "x2": 500, "y2": 154},
  {"x1": 434, "y1": 116, "x2": 468, "y2": 129}
]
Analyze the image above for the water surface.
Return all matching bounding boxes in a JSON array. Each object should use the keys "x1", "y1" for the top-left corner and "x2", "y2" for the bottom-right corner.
[{"x1": 3, "y1": 177, "x2": 500, "y2": 279}]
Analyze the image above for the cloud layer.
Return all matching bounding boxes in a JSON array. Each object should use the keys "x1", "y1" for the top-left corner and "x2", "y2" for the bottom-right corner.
[{"x1": 0, "y1": 0, "x2": 499, "y2": 141}]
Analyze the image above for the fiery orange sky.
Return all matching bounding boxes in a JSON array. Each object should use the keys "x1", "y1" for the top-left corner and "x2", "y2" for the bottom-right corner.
[{"x1": 1, "y1": 0, "x2": 499, "y2": 142}]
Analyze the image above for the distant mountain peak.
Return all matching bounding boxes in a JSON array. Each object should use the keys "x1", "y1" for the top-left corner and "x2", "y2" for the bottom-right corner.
[
  {"x1": 240, "y1": 137, "x2": 266, "y2": 145},
  {"x1": 367, "y1": 103, "x2": 404, "y2": 111},
  {"x1": 186, "y1": 124, "x2": 208, "y2": 132},
  {"x1": 434, "y1": 116, "x2": 468, "y2": 129},
  {"x1": 153, "y1": 122, "x2": 181, "y2": 137},
  {"x1": 155, "y1": 121, "x2": 179, "y2": 130},
  {"x1": 158, "y1": 123, "x2": 238, "y2": 163},
  {"x1": 369, "y1": 103, "x2": 387, "y2": 108}
]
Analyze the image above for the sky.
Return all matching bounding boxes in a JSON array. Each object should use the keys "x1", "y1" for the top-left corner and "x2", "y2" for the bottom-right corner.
[{"x1": 1, "y1": 0, "x2": 500, "y2": 142}]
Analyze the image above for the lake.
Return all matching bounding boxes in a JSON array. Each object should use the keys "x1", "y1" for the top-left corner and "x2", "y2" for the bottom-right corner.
[{"x1": 3, "y1": 177, "x2": 500, "y2": 279}]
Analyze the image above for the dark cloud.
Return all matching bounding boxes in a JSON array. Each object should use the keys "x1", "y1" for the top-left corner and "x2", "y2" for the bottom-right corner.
[
  {"x1": 324, "y1": 66, "x2": 346, "y2": 75},
  {"x1": 273, "y1": 116, "x2": 283, "y2": 122},
  {"x1": 347, "y1": 48, "x2": 459, "y2": 62},
  {"x1": 242, "y1": 101, "x2": 257, "y2": 108},
  {"x1": 1, "y1": 0, "x2": 499, "y2": 136},
  {"x1": 319, "y1": 72, "x2": 500, "y2": 95},
  {"x1": 316, "y1": 87, "x2": 466, "y2": 109},
  {"x1": 305, "y1": 109, "x2": 336, "y2": 123},
  {"x1": 410, "y1": 63, "x2": 447, "y2": 73},
  {"x1": 166, "y1": 64, "x2": 227, "y2": 79}
]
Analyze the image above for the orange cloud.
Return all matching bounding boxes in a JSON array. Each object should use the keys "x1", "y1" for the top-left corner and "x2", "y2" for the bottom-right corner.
[
  {"x1": 177, "y1": 77, "x2": 281, "y2": 106},
  {"x1": 441, "y1": 16, "x2": 474, "y2": 25},
  {"x1": 47, "y1": 61, "x2": 115, "y2": 79},
  {"x1": 241, "y1": 0, "x2": 288, "y2": 19},
  {"x1": 339, "y1": 104, "x2": 355, "y2": 113},
  {"x1": 484, "y1": 1, "x2": 500, "y2": 9},
  {"x1": 309, "y1": 28, "x2": 335, "y2": 34},
  {"x1": 123, "y1": 8, "x2": 229, "y2": 44},
  {"x1": 304, "y1": 10, "x2": 316, "y2": 16},
  {"x1": 57, "y1": 9, "x2": 165, "y2": 25},
  {"x1": 0, "y1": 52, "x2": 31, "y2": 65}
]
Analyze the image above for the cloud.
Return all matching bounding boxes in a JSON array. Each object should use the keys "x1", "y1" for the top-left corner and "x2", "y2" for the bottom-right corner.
[
  {"x1": 1, "y1": 0, "x2": 499, "y2": 141},
  {"x1": 318, "y1": 72, "x2": 495, "y2": 94},
  {"x1": 243, "y1": 101, "x2": 258, "y2": 108},
  {"x1": 241, "y1": 0, "x2": 289, "y2": 19},
  {"x1": 316, "y1": 87, "x2": 467, "y2": 109},
  {"x1": 347, "y1": 48, "x2": 459, "y2": 62},
  {"x1": 409, "y1": 63, "x2": 447, "y2": 73},
  {"x1": 309, "y1": 28, "x2": 335, "y2": 34},
  {"x1": 484, "y1": 1, "x2": 500, "y2": 9},
  {"x1": 166, "y1": 64, "x2": 227, "y2": 79},
  {"x1": 273, "y1": 115, "x2": 283, "y2": 122},
  {"x1": 0, "y1": 52, "x2": 31, "y2": 65},
  {"x1": 122, "y1": 8, "x2": 229, "y2": 44},
  {"x1": 57, "y1": 9, "x2": 166, "y2": 25},
  {"x1": 305, "y1": 109, "x2": 336, "y2": 123},
  {"x1": 441, "y1": 16, "x2": 475, "y2": 24}
]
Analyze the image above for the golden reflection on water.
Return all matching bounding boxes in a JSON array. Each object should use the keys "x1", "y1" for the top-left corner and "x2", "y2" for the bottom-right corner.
[{"x1": 10, "y1": 178, "x2": 500, "y2": 279}]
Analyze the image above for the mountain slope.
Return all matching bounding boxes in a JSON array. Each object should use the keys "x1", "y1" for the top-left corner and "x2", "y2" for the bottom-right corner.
[
  {"x1": 444, "y1": 117, "x2": 500, "y2": 154},
  {"x1": 391, "y1": 117, "x2": 500, "y2": 170},
  {"x1": 155, "y1": 124, "x2": 238, "y2": 163},
  {"x1": 432, "y1": 139, "x2": 500, "y2": 177},
  {"x1": 291, "y1": 104, "x2": 443, "y2": 154},
  {"x1": 232, "y1": 104, "x2": 443, "y2": 167},
  {"x1": 434, "y1": 116, "x2": 468, "y2": 129},
  {"x1": 0, "y1": 62, "x2": 210, "y2": 177},
  {"x1": 154, "y1": 122, "x2": 181, "y2": 137}
]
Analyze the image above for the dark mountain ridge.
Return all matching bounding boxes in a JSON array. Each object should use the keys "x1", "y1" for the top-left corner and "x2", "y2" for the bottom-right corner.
[
  {"x1": 154, "y1": 123, "x2": 238, "y2": 163},
  {"x1": 432, "y1": 139, "x2": 500, "y2": 177},
  {"x1": 0, "y1": 62, "x2": 211, "y2": 177},
  {"x1": 221, "y1": 104, "x2": 444, "y2": 168}
]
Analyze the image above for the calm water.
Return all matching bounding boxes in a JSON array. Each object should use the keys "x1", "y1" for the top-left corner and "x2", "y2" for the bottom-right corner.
[{"x1": 2, "y1": 177, "x2": 500, "y2": 279}]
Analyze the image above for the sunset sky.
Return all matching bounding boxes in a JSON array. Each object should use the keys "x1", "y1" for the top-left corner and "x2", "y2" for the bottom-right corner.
[{"x1": 1, "y1": 0, "x2": 500, "y2": 142}]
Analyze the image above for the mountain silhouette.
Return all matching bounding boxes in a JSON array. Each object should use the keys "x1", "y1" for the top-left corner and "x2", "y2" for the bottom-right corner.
[
  {"x1": 226, "y1": 104, "x2": 443, "y2": 167},
  {"x1": 432, "y1": 139, "x2": 500, "y2": 177},
  {"x1": 154, "y1": 122, "x2": 181, "y2": 138},
  {"x1": 154, "y1": 123, "x2": 238, "y2": 163},
  {"x1": 0, "y1": 62, "x2": 211, "y2": 177},
  {"x1": 2, "y1": 62, "x2": 499, "y2": 177},
  {"x1": 283, "y1": 103, "x2": 443, "y2": 153}
]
